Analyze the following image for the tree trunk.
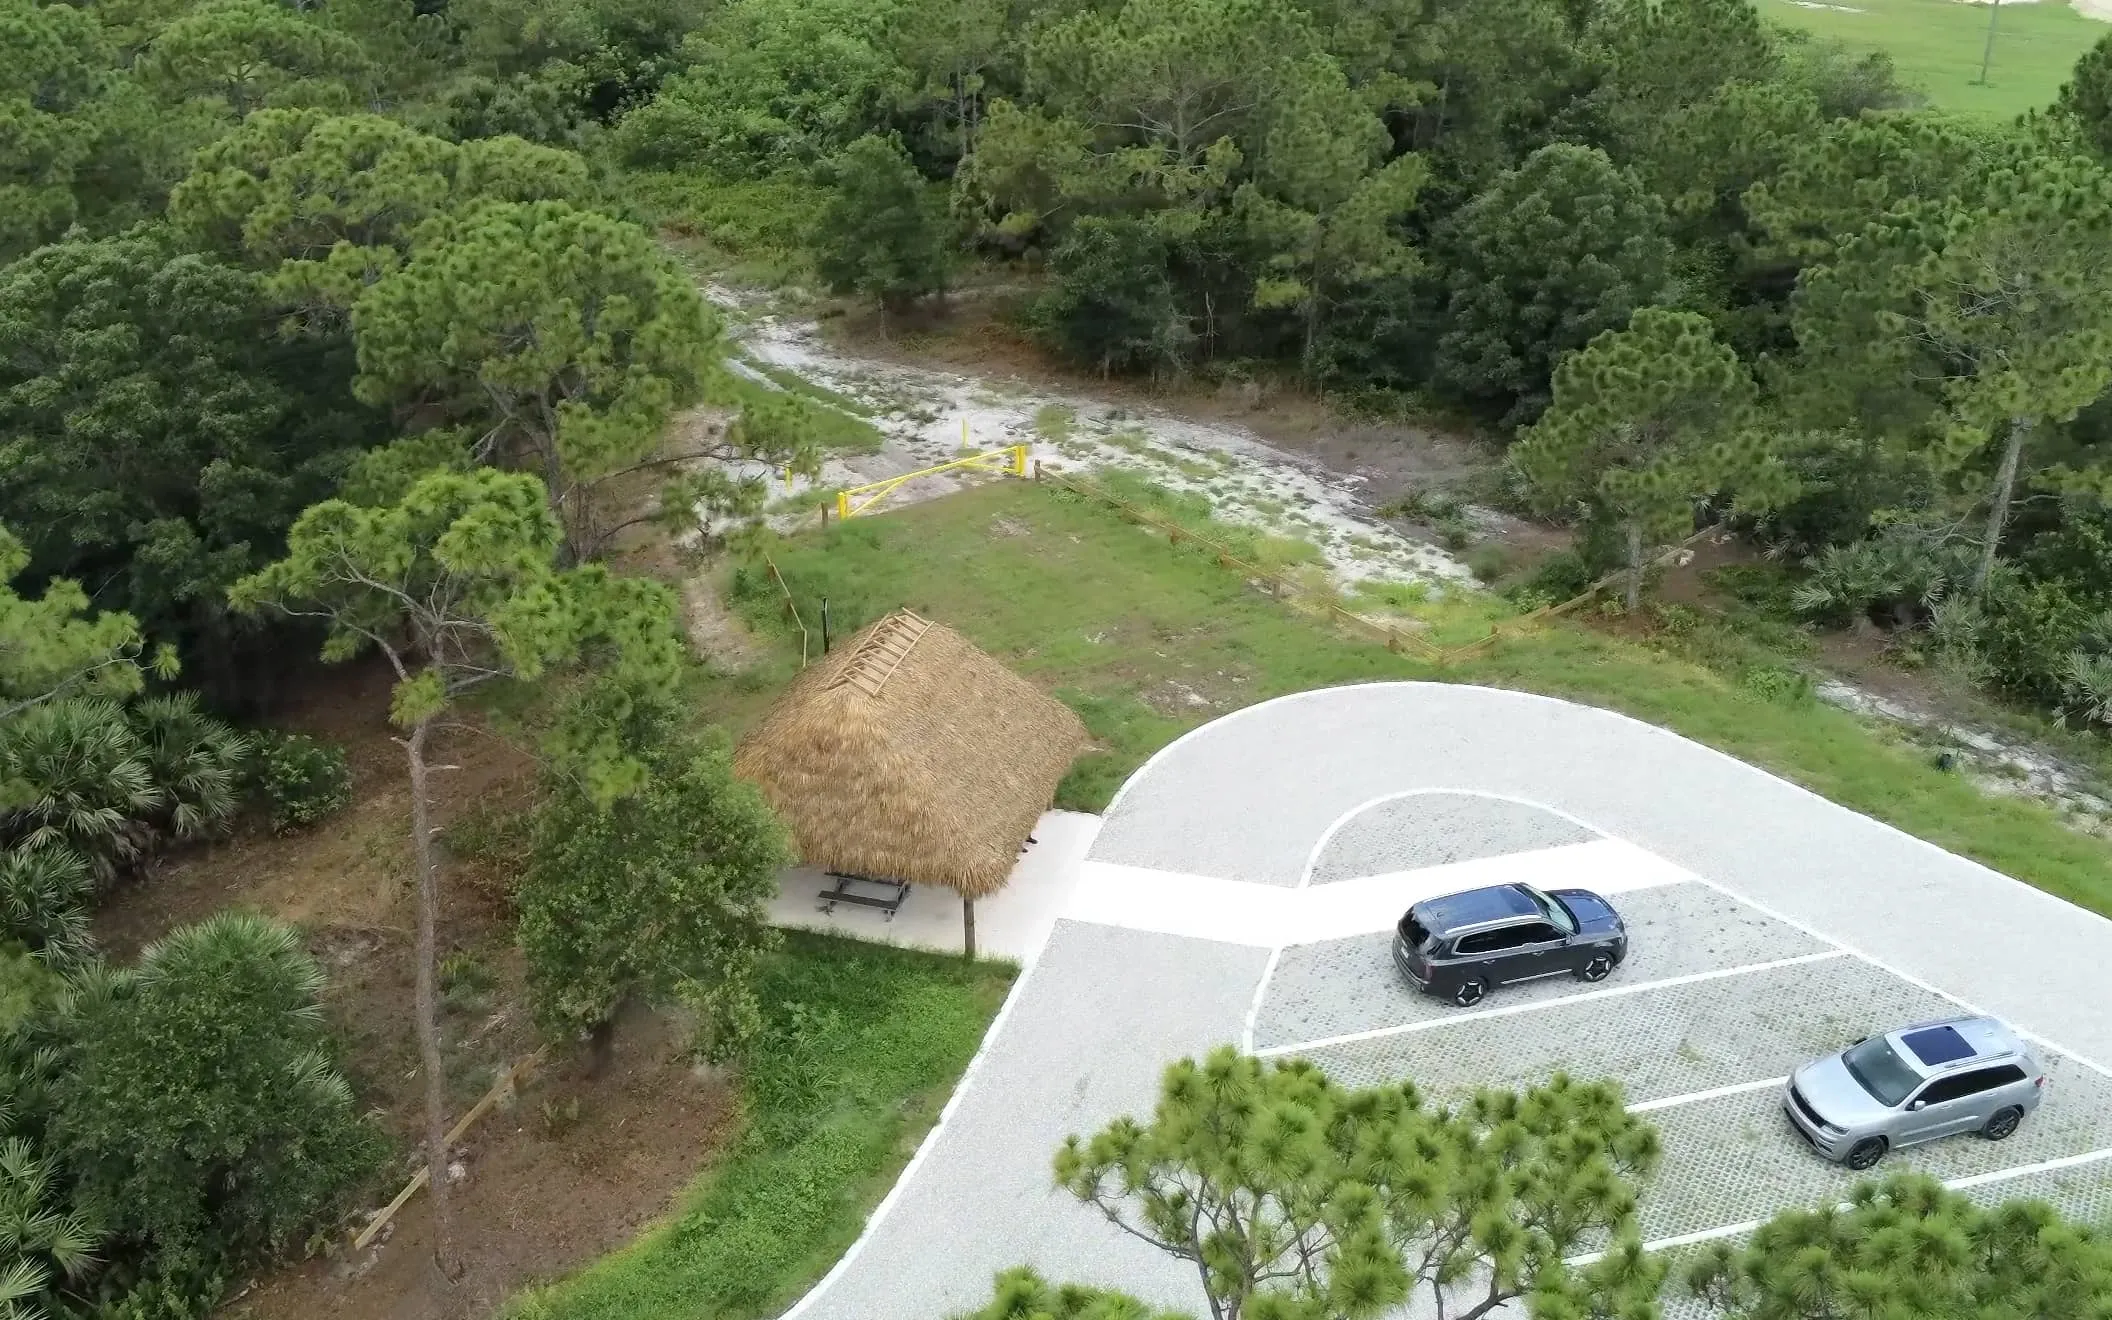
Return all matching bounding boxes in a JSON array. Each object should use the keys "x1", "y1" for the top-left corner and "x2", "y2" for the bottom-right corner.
[
  {"x1": 1302, "y1": 234, "x2": 1326, "y2": 379},
  {"x1": 1624, "y1": 521, "x2": 1644, "y2": 613},
  {"x1": 1975, "y1": 415, "x2": 2030, "y2": 593},
  {"x1": 587, "y1": 1015, "x2": 617, "y2": 1078},
  {"x1": 406, "y1": 720, "x2": 458, "y2": 1293},
  {"x1": 962, "y1": 897, "x2": 977, "y2": 960}
]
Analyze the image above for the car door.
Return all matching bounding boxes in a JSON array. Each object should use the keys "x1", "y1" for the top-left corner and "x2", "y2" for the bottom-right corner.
[
  {"x1": 1898, "y1": 1068, "x2": 2011, "y2": 1144},
  {"x1": 1504, "y1": 921, "x2": 1572, "y2": 981},
  {"x1": 1452, "y1": 924, "x2": 1535, "y2": 985}
]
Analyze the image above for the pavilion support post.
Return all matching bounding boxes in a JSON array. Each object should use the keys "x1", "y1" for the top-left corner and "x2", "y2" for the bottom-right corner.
[{"x1": 962, "y1": 897, "x2": 977, "y2": 960}]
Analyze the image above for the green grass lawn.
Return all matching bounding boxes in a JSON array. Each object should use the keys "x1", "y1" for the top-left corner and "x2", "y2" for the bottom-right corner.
[
  {"x1": 729, "y1": 479, "x2": 2112, "y2": 920},
  {"x1": 1765, "y1": 0, "x2": 2106, "y2": 117},
  {"x1": 508, "y1": 935, "x2": 1013, "y2": 1320}
]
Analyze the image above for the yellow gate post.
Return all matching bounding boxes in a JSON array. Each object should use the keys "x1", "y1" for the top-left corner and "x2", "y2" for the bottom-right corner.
[{"x1": 832, "y1": 445, "x2": 1035, "y2": 519}]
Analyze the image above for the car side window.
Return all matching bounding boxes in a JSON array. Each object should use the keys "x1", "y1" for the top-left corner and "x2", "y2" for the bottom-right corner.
[
  {"x1": 1455, "y1": 926, "x2": 1528, "y2": 955},
  {"x1": 1918, "y1": 1067, "x2": 2019, "y2": 1105},
  {"x1": 1516, "y1": 922, "x2": 1563, "y2": 944}
]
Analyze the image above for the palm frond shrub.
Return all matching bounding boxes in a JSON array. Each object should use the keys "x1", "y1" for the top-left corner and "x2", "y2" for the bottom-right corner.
[
  {"x1": 0, "y1": 702, "x2": 160, "y2": 886},
  {"x1": 0, "y1": 849, "x2": 94, "y2": 969},
  {"x1": 1791, "y1": 525, "x2": 1982, "y2": 629},
  {"x1": 125, "y1": 695, "x2": 251, "y2": 844},
  {"x1": 2061, "y1": 651, "x2": 2112, "y2": 730},
  {"x1": 0, "y1": 1124, "x2": 102, "y2": 1320}
]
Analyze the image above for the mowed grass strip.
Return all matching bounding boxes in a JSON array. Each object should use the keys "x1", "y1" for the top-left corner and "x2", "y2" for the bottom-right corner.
[
  {"x1": 1762, "y1": 0, "x2": 2107, "y2": 118},
  {"x1": 735, "y1": 480, "x2": 2112, "y2": 920},
  {"x1": 508, "y1": 935, "x2": 1013, "y2": 1320}
]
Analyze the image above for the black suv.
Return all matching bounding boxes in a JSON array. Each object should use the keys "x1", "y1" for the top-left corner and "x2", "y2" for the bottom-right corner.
[{"x1": 1392, "y1": 883, "x2": 1628, "y2": 1006}]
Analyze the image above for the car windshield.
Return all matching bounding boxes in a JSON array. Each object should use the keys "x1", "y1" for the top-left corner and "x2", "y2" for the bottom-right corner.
[
  {"x1": 1524, "y1": 886, "x2": 1576, "y2": 936},
  {"x1": 1842, "y1": 1037, "x2": 1921, "y2": 1106}
]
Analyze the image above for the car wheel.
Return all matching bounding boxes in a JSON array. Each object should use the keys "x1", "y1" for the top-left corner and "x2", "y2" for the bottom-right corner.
[
  {"x1": 1577, "y1": 953, "x2": 1615, "y2": 983},
  {"x1": 1844, "y1": 1138, "x2": 1887, "y2": 1171},
  {"x1": 1451, "y1": 978, "x2": 1487, "y2": 1007},
  {"x1": 1983, "y1": 1106, "x2": 2023, "y2": 1141}
]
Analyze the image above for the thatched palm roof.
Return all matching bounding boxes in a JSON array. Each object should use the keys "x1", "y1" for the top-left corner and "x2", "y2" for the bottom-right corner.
[{"x1": 733, "y1": 610, "x2": 1089, "y2": 899}]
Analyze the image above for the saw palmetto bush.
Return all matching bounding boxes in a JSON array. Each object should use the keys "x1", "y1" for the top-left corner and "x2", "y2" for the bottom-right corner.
[
  {"x1": 0, "y1": 1115, "x2": 101, "y2": 1320},
  {"x1": 124, "y1": 694, "x2": 250, "y2": 846},
  {"x1": 0, "y1": 849, "x2": 94, "y2": 968},
  {"x1": 0, "y1": 696, "x2": 250, "y2": 894},
  {"x1": 1790, "y1": 524, "x2": 1983, "y2": 631},
  {"x1": 0, "y1": 701, "x2": 160, "y2": 887}
]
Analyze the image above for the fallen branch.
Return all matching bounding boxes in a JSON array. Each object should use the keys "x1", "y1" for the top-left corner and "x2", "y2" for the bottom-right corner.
[{"x1": 352, "y1": 1048, "x2": 548, "y2": 1252}]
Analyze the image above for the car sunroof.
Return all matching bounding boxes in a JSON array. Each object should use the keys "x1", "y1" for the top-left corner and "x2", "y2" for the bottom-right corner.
[{"x1": 1901, "y1": 1025, "x2": 1976, "y2": 1067}]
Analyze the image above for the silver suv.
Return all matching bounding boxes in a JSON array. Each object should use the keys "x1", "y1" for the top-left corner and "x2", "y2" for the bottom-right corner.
[{"x1": 1784, "y1": 1015, "x2": 2047, "y2": 1171}]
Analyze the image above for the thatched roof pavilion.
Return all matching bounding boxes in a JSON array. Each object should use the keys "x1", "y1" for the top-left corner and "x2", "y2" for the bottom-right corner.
[{"x1": 733, "y1": 609, "x2": 1088, "y2": 953}]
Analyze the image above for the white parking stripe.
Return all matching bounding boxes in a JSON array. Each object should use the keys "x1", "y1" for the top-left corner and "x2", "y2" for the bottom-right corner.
[
  {"x1": 1253, "y1": 949, "x2": 1853, "y2": 1058},
  {"x1": 1238, "y1": 946, "x2": 1284, "y2": 1054},
  {"x1": 1944, "y1": 1145, "x2": 2112, "y2": 1189},
  {"x1": 1567, "y1": 1146, "x2": 2112, "y2": 1265},
  {"x1": 1690, "y1": 875, "x2": 2112, "y2": 1084},
  {"x1": 1626, "y1": 1077, "x2": 1787, "y2": 1114}
]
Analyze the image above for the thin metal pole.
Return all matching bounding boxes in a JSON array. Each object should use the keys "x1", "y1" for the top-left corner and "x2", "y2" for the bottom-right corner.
[
  {"x1": 1977, "y1": 0, "x2": 2002, "y2": 85},
  {"x1": 821, "y1": 598, "x2": 832, "y2": 654}
]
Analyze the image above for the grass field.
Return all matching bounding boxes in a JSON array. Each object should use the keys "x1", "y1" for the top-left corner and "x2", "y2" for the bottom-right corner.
[
  {"x1": 1765, "y1": 0, "x2": 2106, "y2": 117},
  {"x1": 733, "y1": 480, "x2": 2112, "y2": 920},
  {"x1": 511, "y1": 936, "x2": 1013, "y2": 1320}
]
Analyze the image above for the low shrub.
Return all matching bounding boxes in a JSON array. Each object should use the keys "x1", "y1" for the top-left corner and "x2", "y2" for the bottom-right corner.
[
  {"x1": 48, "y1": 912, "x2": 381, "y2": 1287},
  {"x1": 1509, "y1": 549, "x2": 1596, "y2": 606},
  {"x1": 252, "y1": 733, "x2": 353, "y2": 834}
]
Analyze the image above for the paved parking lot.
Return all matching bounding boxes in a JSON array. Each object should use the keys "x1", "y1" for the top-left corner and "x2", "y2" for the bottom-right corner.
[
  {"x1": 788, "y1": 683, "x2": 2112, "y2": 1320},
  {"x1": 1255, "y1": 875, "x2": 2112, "y2": 1251}
]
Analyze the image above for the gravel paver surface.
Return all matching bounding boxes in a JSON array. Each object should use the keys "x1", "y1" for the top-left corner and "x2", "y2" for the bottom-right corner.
[
  {"x1": 1289, "y1": 952, "x2": 1953, "y2": 1103},
  {"x1": 1251, "y1": 881, "x2": 1829, "y2": 1050},
  {"x1": 1645, "y1": 1064, "x2": 2112, "y2": 1236},
  {"x1": 1306, "y1": 792, "x2": 1598, "y2": 883}
]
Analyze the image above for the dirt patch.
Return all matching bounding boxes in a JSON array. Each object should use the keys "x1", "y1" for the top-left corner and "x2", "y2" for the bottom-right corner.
[
  {"x1": 85, "y1": 657, "x2": 737, "y2": 1320},
  {"x1": 831, "y1": 291, "x2": 1500, "y2": 495},
  {"x1": 813, "y1": 287, "x2": 1570, "y2": 571},
  {"x1": 226, "y1": 1005, "x2": 733, "y2": 1320}
]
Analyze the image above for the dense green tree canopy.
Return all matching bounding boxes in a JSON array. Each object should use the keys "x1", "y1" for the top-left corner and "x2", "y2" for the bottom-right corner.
[
  {"x1": 171, "y1": 109, "x2": 589, "y2": 318},
  {"x1": 350, "y1": 199, "x2": 721, "y2": 559},
  {"x1": 611, "y1": 0, "x2": 911, "y2": 174},
  {"x1": 813, "y1": 134, "x2": 953, "y2": 312},
  {"x1": 0, "y1": 229, "x2": 380, "y2": 689},
  {"x1": 1431, "y1": 143, "x2": 1678, "y2": 423},
  {"x1": 1792, "y1": 147, "x2": 2112, "y2": 586},
  {"x1": 48, "y1": 912, "x2": 380, "y2": 1272},
  {"x1": 1686, "y1": 1173, "x2": 2112, "y2": 1320},
  {"x1": 0, "y1": 0, "x2": 108, "y2": 260},
  {"x1": 1054, "y1": 1049, "x2": 1663, "y2": 1320},
  {"x1": 2056, "y1": 32, "x2": 2112, "y2": 162},
  {"x1": 1515, "y1": 306, "x2": 1790, "y2": 604},
  {"x1": 141, "y1": 0, "x2": 371, "y2": 117},
  {"x1": 520, "y1": 716, "x2": 789, "y2": 1058},
  {"x1": 0, "y1": 532, "x2": 163, "y2": 722}
]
